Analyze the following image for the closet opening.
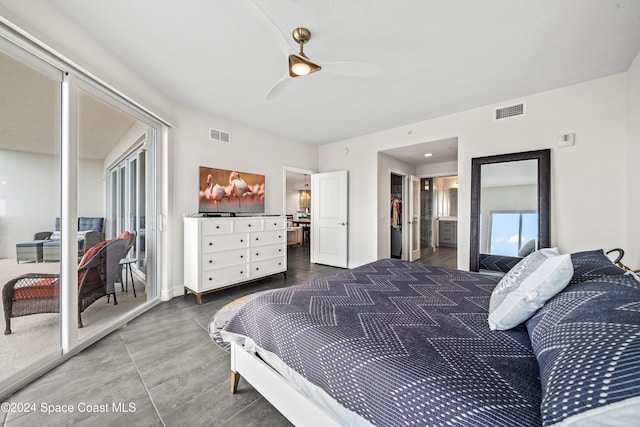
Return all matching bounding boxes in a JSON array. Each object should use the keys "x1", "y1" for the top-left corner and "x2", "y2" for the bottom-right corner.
[{"x1": 390, "y1": 173, "x2": 404, "y2": 259}]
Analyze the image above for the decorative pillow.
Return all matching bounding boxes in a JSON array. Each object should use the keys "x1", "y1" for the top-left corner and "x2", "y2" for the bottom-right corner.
[
  {"x1": 488, "y1": 248, "x2": 573, "y2": 331},
  {"x1": 518, "y1": 239, "x2": 536, "y2": 257},
  {"x1": 78, "y1": 240, "x2": 108, "y2": 267},
  {"x1": 526, "y1": 274, "x2": 640, "y2": 426},
  {"x1": 569, "y1": 249, "x2": 626, "y2": 285}
]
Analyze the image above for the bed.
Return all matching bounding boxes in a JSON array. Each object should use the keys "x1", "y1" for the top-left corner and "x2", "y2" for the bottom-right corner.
[{"x1": 213, "y1": 252, "x2": 640, "y2": 426}]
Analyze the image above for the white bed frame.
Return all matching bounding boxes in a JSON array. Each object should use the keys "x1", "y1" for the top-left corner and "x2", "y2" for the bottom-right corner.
[{"x1": 230, "y1": 342, "x2": 342, "y2": 427}]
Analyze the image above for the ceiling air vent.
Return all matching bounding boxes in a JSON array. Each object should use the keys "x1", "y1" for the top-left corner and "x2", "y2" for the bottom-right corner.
[
  {"x1": 209, "y1": 128, "x2": 231, "y2": 144},
  {"x1": 495, "y1": 103, "x2": 525, "y2": 120}
]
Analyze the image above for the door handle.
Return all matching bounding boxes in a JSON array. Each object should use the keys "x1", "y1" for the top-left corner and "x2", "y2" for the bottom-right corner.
[{"x1": 338, "y1": 222, "x2": 346, "y2": 226}]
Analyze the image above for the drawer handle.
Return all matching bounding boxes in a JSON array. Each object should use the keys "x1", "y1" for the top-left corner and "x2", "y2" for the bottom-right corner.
[
  {"x1": 240, "y1": 255, "x2": 244, "y2": 259},
  {"x1": 273, "y1": 222, "x2": 277, "y2": 226},
  {"x1": 255, "y1": 237, "x2": 259, "y2": 241},
  {"x1": 279, "y1": 249, "x2": 282, "y2": 252},
  {"x1": 208, "y1": 242, "x2": 212, "y2": 246},
  {"x1": 278, "y1": 262, "x2": 282, "y2": 266},
  {"x1": 208, "y1": 277, "x2": 212, "y2": 281},
  {"x1": 240, "y1": 239, "x2": 244, "y2": 243},
  {"x1": 248, "y1": 224, "x2": 252, "y2": 227},
  {"x1": 256, "y1": 252, "x2": 259, "y2": 256},
  {"x1": 255, "y1": 267, "x2": 259, "y2": 271},
  {"x1": 240, "y1": 270, "x2": 243, "y2": 274},
  {"x1": 216, "y1": 225, "x2": 220, "y2": 229},
  {"x1": 209, "y1": 260, "x2": 213, "y2": 263},
  {"x1": 278, "y1": 235, "x2": 282, "y2": 239}
]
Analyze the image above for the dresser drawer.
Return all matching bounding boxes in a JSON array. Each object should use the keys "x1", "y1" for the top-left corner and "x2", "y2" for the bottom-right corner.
[
  {"x1": 250, "y1": 257, "x2": 286, "y2": 278},
  {"x1": 202, "y1": 233, "x2": 249, "y2": 253},
  {"x1": 440, "y1": 234, "x2": 455, "y2": 244},
  {"x1": 439, "y1": 221, "x2": 454, "y2": 232},
  {"x1": 201, "y1": 220, "x2": 232, "y2": 235},
  {"x1": 251, "y1": 230, "x2": 286, "y2": 247},
  {"x1": 234, "y1": 218, "x2": 263, "y2": 232},
  {"x1": 251, "y1": 244, "x2": 285, "y2": 261},
  {"x1": 202, "y1": 248, "x2": 248, "y2": 271},
  {"x1": 263, "y1": 217, "x2": 286, "y2": 231},
  {"x1": 201, "y1": 264, "x2": 250, "y2": 290}
]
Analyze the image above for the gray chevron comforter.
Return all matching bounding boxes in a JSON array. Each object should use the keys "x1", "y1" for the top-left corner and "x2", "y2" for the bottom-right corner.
[{"x1": 221, "y1": 258, "x2": 542, "y2": 426}]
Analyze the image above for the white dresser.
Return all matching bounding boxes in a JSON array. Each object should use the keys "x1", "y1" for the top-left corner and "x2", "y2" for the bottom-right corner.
[{"x1": 183, "y1": 215, "x2": 287, "y2": 303}]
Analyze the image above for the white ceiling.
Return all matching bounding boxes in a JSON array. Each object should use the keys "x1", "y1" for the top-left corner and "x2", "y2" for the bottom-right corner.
[{"x1": 26, "y1": 1, "x2": 640, "y2": 146}]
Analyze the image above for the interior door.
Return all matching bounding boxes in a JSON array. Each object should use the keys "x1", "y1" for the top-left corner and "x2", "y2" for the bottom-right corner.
[
  {"x1": 311, "y1": 171, "x2": 348, "y2": 268},
  {"x1": 409, "y1": 175, "x2": 421, "y2": 261}
]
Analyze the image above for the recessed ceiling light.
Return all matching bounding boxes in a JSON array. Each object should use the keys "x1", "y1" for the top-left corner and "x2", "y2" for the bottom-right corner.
[{"x1": 423, "y1": 153, "x2": 433, "y2": 157}]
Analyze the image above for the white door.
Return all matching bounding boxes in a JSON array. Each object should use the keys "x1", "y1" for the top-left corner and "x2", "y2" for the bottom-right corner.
[
  {"x1": 311, "y1": 171, "x2": 348, "y2": 268},
  {"x1": 409, "y1": 175, "x2": 421, "y2": 261}
]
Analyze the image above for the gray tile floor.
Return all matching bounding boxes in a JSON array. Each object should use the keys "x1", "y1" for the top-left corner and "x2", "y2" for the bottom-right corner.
[{"x1": 2, "y1": 244, "x2": 341, "y2": 427}]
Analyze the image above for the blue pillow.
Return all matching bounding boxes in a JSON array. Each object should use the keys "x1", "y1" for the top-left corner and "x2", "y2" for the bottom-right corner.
[
  {"x1": 526, "y1": 274, "x2": 640, "y2": 426},
  {"x1": 569, "y1": 249, "x2": 625, "y2": 285}
]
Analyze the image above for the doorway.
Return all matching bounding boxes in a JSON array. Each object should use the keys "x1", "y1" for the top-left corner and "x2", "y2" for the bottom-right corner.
[
  {"x1": 419, "y1": 175, "x2": 458, "y2": 269},
  {"x1": 284, "y1": 167, "x2": 314, "y2": 263}
]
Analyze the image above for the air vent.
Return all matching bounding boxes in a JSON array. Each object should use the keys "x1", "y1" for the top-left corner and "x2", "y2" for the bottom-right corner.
[
  {"x1": 209, "y1": 128, "x2": 231, "y2": 144},
  {"x1": 495, "y1": 103, "x2": 525, "y2": 120}
]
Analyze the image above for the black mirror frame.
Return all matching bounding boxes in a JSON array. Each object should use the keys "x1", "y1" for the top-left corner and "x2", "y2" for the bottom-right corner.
[{"x1": 469, "y1": 149, "x2": 551, "y2": 272}]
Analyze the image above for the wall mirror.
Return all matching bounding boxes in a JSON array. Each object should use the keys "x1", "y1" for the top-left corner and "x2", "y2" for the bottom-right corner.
[{"x1": 469, "y1": 149, "x2": 550, "y2": 272}]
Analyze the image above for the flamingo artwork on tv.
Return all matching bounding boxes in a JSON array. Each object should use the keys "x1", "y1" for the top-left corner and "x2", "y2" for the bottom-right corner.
[{"x1": 198, "y1": 166, "x2": 265, "y2": 214}]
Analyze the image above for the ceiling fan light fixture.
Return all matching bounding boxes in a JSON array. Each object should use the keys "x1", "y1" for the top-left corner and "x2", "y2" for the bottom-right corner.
[
  {"x1": 289, "y1": 54, "x2": 321, "y2": 77},
  {"x1": 288, "y1": 27, "x2": 321, "y2": 77}
]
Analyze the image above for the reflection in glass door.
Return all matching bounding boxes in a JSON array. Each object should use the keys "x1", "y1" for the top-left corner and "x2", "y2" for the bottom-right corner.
[
  {"x1": 110, "y1": 147, "x2": 147, "y2": 276},
  {"x1": 0, "y1": 45, "x2": 62, "y2": 383},
  {"x1": 77, "y1": 87, "x2": 155, "y2": 339}
]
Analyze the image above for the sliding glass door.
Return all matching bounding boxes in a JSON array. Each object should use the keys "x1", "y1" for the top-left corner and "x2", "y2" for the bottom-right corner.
[{"x1": 1, "y1": 25, "x2": 162, "y2": 397}]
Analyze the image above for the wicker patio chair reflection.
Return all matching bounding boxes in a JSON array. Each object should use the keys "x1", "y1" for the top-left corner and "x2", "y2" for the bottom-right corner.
[{"x1": 2, "y1": 238, "x2": 128, "y2": 335}]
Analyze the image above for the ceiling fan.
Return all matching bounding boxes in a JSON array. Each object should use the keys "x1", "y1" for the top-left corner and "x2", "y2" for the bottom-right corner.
[
  {"x1": 249, "y1": 2, "x2": 384, "y2": 101},
  {"x1": 288, "y1": 27, "x2": 321, "y2": 78}
]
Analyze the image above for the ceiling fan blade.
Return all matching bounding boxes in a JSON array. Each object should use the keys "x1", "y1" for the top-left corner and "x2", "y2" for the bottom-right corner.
[
  {"x1": 266, "y1": 73, "x2": 294, "y2": 101},
  {"x1": 321, "y1": 61, "x2": 385, "y2": 78},
  {"x1": 248, "y1": 0, "x2": 296, "y2": 55}
]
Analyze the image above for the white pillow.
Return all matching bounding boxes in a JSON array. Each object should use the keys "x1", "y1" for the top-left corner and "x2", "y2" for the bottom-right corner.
[{"x1": 488, "y1": 248, "x2": 573, "y2": 331}]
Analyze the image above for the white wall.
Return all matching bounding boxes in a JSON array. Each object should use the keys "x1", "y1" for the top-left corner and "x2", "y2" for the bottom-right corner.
[
  {"x1": 628, "y1": 51, "x2": 640, "y2": 268},
  {"x1": 319, "y1": 73, "x2": 631, "y2": 269},
  {"x1": 416, "y1": 161, "x2": 458, "y2": 177},
  {"x1": 169, "y1": 104, "x2": 317, "y2": 297},
  {"x1": 0, "y1": 150, "x2": 102, "y2": 258}
]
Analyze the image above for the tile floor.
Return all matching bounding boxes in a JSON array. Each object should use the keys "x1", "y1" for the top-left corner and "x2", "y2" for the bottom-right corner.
[{"x1": 1, "y1": 244, "x2": 341, "y2": 427}]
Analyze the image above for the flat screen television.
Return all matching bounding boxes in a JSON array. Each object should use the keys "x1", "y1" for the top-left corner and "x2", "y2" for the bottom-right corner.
[{"x1": 198, "y1": 166, "x2": 265, "y2": 215}]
